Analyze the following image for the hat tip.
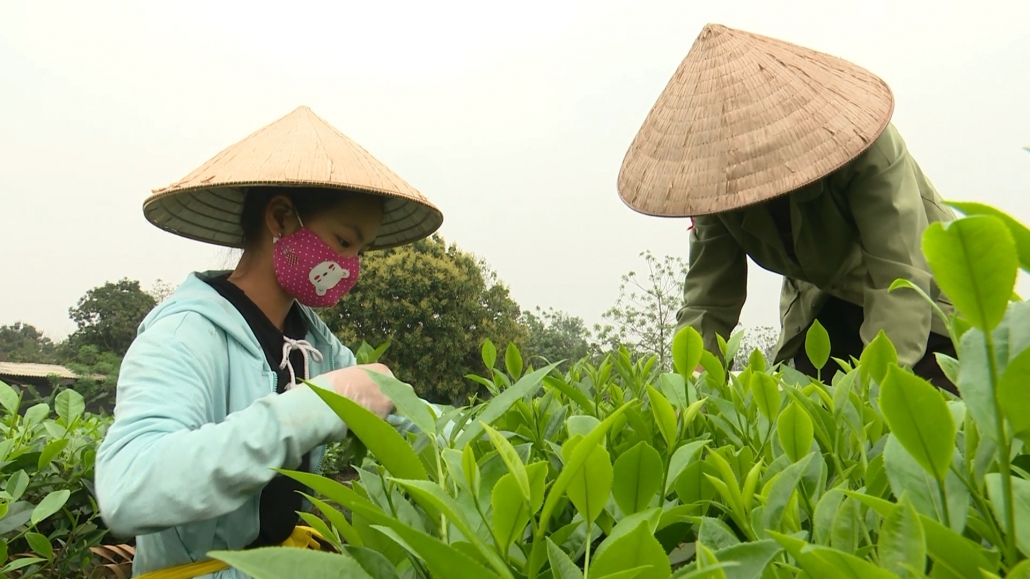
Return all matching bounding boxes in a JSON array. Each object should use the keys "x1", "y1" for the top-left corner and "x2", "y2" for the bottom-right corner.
[{"x1": 700, "y1": 23, "x2": 729, "y2": 37}]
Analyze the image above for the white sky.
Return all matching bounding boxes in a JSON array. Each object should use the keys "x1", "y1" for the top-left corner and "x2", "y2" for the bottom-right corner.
[{"x1": 1, "y1": 0, "x2": 1029, "y2": 340}]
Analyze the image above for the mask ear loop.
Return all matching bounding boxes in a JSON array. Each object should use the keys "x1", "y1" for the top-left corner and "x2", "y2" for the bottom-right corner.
[{"x1": 272, "y1": 209, "x2": 304, "y2": 243}]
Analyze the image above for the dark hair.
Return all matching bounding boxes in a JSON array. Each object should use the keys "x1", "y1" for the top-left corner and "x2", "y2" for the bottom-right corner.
[{"x1": 239, "y1": 186, "x2": 381, "y2": 249}]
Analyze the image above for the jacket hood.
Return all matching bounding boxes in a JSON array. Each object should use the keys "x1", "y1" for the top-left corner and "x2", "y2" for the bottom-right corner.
[{"x1": 138, "y1": 271, "x2": 339, "y2": 357}]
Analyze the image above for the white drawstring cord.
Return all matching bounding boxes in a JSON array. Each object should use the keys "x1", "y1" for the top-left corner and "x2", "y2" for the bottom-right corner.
[{"x1": 280, "y1": 337, "x2": 324, "y2": 389}]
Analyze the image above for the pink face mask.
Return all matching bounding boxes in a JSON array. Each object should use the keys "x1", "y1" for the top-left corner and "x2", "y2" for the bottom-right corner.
[{"x1": 273, "y1": 219, "x2": 359, "y2": 308}]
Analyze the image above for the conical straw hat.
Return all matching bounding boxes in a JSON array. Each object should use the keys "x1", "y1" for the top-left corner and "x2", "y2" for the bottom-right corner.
[
  {"x1": 617, "y1": 24, "x2": 894, "y2": 217},
  {"x1": 144, "y1": 106, "x2": 443, "y2": 249}
]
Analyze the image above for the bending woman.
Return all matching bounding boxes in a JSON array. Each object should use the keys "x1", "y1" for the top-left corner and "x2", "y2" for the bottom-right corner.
[{"x1": 617, "y1": 25, "x2": 957, "y2": 392}]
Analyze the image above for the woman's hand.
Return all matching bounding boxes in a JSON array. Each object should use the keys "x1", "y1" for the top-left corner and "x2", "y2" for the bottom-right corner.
[{"x1": 316, "y1": 364, "x2": 395, "y2": 419}]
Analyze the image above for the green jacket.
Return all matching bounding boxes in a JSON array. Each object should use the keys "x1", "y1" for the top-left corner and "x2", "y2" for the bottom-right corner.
[{"x1": 676, "y1": 124, "x2": 955, "y2": 368}]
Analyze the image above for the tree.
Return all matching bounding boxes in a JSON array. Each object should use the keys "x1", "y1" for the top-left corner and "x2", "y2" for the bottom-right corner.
[
  {"x1": 67, "y1": 279, "x2": 157, "y2": 356},
  {"x1": 600, "y1": 251, "x2": 689, "y2": 369},
  {"x1": 732, "y1": 325, "x2": 780, "y2": 370},
  {"x1": 521, "y1": 307, "x2": 591, "y2": 367},
  {"x1": 63, "y1": 344, "x2": 122, "y2": 413},
  {"x1": 0, "y1": 322, "x2": 57, "y2": 363},
  {"x1": 149, "y1": 279, "x2": 177, "y2": 303},
  {"x1": 321, "y1": 236, "x2": 527, "y2": 404}
]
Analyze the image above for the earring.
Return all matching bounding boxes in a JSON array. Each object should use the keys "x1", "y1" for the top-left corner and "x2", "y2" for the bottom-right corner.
[{"x1": 273, "y1": 233, "x2": 282, "y2": 244}]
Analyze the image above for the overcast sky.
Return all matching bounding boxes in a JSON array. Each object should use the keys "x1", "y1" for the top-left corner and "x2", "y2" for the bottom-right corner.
[{"x1": 2, "y1": 0, "x2": 1028, "y2": 340}]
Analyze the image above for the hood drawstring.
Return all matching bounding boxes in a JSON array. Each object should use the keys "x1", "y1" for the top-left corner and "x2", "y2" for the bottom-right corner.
[{"x1": 279, "y1": 337, "x2": 324, "y2": 389}]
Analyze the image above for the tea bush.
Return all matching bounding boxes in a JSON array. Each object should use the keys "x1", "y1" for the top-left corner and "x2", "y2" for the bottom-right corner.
[
  {"x1": 206, "y1": 201, "x2": 1030, "y2": 578},
  {"x1": 0, "y1": 384, "x2": 115, "y2": 578}
]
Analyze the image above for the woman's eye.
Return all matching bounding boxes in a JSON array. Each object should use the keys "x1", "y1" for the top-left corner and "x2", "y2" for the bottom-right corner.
[{"x1": 338, "y1": 238, "x2": 351, "y2": 248}]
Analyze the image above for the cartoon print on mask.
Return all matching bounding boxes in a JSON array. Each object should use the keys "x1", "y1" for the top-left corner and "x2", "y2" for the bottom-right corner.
[{"x1": 309, "y1": 260, "x2": 350, "y2": 296}]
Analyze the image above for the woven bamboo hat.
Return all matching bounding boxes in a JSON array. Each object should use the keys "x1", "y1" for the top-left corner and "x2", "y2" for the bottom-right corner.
[
  {"x1": 144, "y1": 106, "x2": 443, "y2": 249},
  {"x1": 618, "y1": 24, "x2": 894, "y2": 217}
]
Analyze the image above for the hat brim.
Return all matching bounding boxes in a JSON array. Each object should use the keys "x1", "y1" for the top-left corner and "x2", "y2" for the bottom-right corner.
[
  {"x1": 143, "y1": 181, "x2": 443, "y2": 250},
  {"x1": 617, "y1": 24, "x2": 895, "y2": 218}
]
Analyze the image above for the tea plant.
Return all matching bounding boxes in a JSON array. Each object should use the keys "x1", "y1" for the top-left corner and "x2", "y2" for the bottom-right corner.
[
  {"x1": 188, "y1": 200, "x2": 1028, "y2": 578},
  {"x1": 0, "y1": 383, "x2": 114, "y2": 578}
]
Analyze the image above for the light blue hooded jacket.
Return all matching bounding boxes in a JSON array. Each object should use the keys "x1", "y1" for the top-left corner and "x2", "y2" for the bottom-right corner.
[{"x1": 95, "y1": 272, "x2": 418, "y2": 578}]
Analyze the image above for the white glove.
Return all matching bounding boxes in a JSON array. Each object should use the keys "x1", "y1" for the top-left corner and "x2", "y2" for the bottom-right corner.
[{"x1": 312, "y1": 363, "x2": 396, "y2": 420}]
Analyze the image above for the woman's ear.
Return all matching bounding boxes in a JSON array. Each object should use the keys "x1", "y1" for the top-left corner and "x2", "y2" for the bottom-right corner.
[{"x1": 264, "y1": 195, "x2": 300, "y2": 240}]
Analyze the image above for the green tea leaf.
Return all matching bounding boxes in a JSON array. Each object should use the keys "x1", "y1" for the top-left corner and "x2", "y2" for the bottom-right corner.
[
  {"x1": 547, "y1": 538, "x2": 583, "y2": 579},
  {"x1": 38, "y1": 438, "x2": 69, "y2": 471},
  {"x1": 0, "y1": 501, "x2": 33, "y2": 535},
  {"x1": 462, "y1": 445, "x2": 481, "y2": 497},
  {"x1": 769, "y1": 531, "x2": 895, "y2": 579},
  {"x1": 54, "y1": 388, "x2": 84, "y2": 426},
  {"x1": 591, "y1": 519, "x2": 672, "y2": 579},
  {"x1": 612, "y1": 442, "x2": 663, "y2": 515},
  {"x1": 659, "y1": 373, "x2": 689, "y2": 411},
  {"x1": 2, "y1": 557, "x2": 47, "y2": 573},
  {"x1": 958, "y1": 329, "x2": 1000, "y2": 443},
  {"x1": 279, "y1": 470, "x2": 393, "y2": 530},
  {"x1": 506, "y1": 342, "x2": 524, "y2": 380},
  {"x1": 25, "y1": 532, "x2": 52, "y2": 560},
  {"x1": 482, "y1": 339, "x2": 497, "y2": 370},
  {"x1": 210, "y1": 547, "x2": 373, "y2": 579},
  {"x1": 879, "y1": 495, "x2": 926, "y2": 579},
  {"x1": 491, "y1": 462, "x2": 548, "y2": 552},
  {"x1": 776, "y1": 401, "x2": 814, "y2": 463},
  {"x1": 568, "y1": 415, "x2": 602, "y2": 440},
  {"x1": 847, "y1": 491, "x2": 998, "y2": 579},
  {"x1": 372, "y1": 523, "x2": 499, "y2": 579},
  {"x1": 341, "y1": 546, "x2": 399, "y2": 579},
  {"x1": 750, "y1": 373, "x2": 781, "y2": 420},
  {"x1": 647, "y1": 386, "x2": 678, "y2": 449},
  {"x1": 301, "y1": 493, "x2": 363, "y2": 547},
  {"x1": 997, "y1": 348, "x2": 1030, "y2": 442},
  {"x1": 482, "y1": 423, "x2": 530, "y2": 504},
  {"x1": 0, "y1": 380, "x2": 18, "y2": 414},
  {"x1": 673, "y1": 326, "x2": 705, "y2": 381},
  {"x1": 1005, "y1": 560, "x2": 1030, "y2": 579},
  {"x1": 297, "y1": 512, "x2": 340, "y2": 552},
  {"x1": 805, "y1": 320, "x2": 831, "y2": 374},
  {"x1": 761, "y1": 453, "x2": 813, "y2": 532},
  {"x1": 365, "y1": 371, "x2": 437, "y2": 435},
  {"x1": 599, "y1": 508, "x2": 663, "y2": 557},
  {"x1": 985, "y1": 473, "x2": 1030, "y2": 557},
  {"x1": 879, "y1": 366, "x2": 955, "y2": 480},
  {"x1": 698, "y1": 517, "x2": 741, "y2": 550},
  {"x1": 675, "y1": 460, "x2": 717, "y2": 510},
  {"x1": 6, "y1": 470, "x2": 28, "y2": 502},
  {"x1": 813, "y1": 488, "x2": 846, "y2": 545},
  {"x1": 30, "y1": 490, "x2": 69, "y2": 526},
  {"x1": 566, "y1": 443, "x2": 613, "y2": 525},
  {"x1": 882, "y1": 436, "x2": 970, "y2": 533},
  {"x1": 725, "y1": 331, "x2": 744, "y2": 371},
  {"x1": 694, "y1": 540, "x2": 781, "y2": 579},
  {"x1": 391, "y1": 478, "x2": 510, "y2": 577},
  {"x1": 24, "y1": 403, "x2": 48, "y2": 428},
  {"x1": 455, "y1": 363, "x2": 559, "y2": 448},
  {"x1": 829, "y1": 497, "x2": 861, "y2": 554},
  {"x1": 859, "y1": 330, "x2": 897, "y2": 386},
  {"x1": 307, "y1": 383, "x2": 428, "y2": 480},
  {"x1": 748, "y1": 349, "x2": 766, "y2": 374},
  {"x1": 923, "y1": 216, "x2": 1017, "y2": 331},
  {"x1": 666, "y1": 441, "x2": 709, "y2": 495},
  {"x1": 700, "y1": 351, "x2": 727, "y2": 388},
  {"x1": 545, "y1": 376, "x2": 596, "y2": 414},
  {"x1": 530, "y1": 403, "x2": 633, "y2": 576},
  {"x1": 948, "y1": 201, "x2": 1030, "y2": 273}
]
